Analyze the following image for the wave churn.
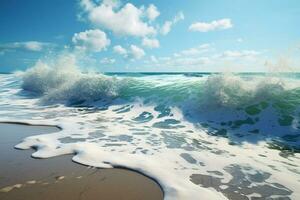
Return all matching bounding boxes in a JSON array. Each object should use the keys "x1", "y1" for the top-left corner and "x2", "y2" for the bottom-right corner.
[{"x1": 0, "y1": 56, "x2": 299, "y2": 199}]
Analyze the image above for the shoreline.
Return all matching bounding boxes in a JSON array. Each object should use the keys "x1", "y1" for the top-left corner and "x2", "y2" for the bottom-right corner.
[
  {"x1": 0, "y1": 121, "x2": 63, "y2": 130},
  {"x1": 0, "y1": 122, "x2": 164, "y2": 200}
]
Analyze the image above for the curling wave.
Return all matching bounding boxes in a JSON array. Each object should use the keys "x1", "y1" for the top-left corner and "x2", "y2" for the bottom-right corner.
[{"x1": 21, "y1": 59, "x2": 300, "y2": 113}]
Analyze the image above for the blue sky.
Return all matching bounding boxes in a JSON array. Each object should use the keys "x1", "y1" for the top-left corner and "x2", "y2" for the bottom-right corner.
[{"x1": 0, "y1": 0, "x2": 299, "y2": 72}]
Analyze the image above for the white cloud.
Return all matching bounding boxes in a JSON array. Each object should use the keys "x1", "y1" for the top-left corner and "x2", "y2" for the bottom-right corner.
[
  {"x1": 113, "y1": 45, "x2": 127, "y2": 56},
  {"x1": 72, "y1": 29, "x2": 110, "y2": 52},
  {"x1": 80, "y1": 0, "x2": 95, "y2": 11},
  {"x1": 149, "y1": 55, "x2": 211, "y2": 69},
  {"x1": 161, "y1": 12, "x2": 184, "y2": 35},
  {"x1": 173, "y1": 57, "x2": 211, "y2": 66},
  {"x1": 100, "y1": 57, "x2": 116, "y2": 64},
  {"x1": 102, "y1": 0, "x2": 119, "y2": 7},
  {"x1": 237, "y1": 38, "x2": 243, "y2": 43},
  {"x1": 161, "y1": 21, "x2": 172, "y2": 35},
  {"x1": 189, "y1": 18, "x2": 233, "y2": 32},
  {"x1": 150, "y1": 55, "x2": 158, "y2": 63},
  {"x1": 0, "y1": 41, "x2": 52, "y2": 54},
  {"x1": 180, "y1": 44, "x2": 211, "y2": 56},
  {"x1": 168, "y1": 44, "x2": 212, "y2": 59},
  {"x1": 144, "y1": 45, "x2": 263, "y2": 71},
  {"x1": 130, "y1": 45, "x2": 145, "y2": 59},
  {"x1": 23, "y1": 41, "x2": 44, "y2": 51},
  {"x1": 146, "y1": 4, "x2": 160, "y2": 21},
  {"x1": 173, "y1": 12, "x2": 185, "y2": 23},
  {"x1": 142, "y1": 37, "x2": 160, "y2": 48},
  {"x1": 113, "y1": 44, "x2": 145, "y2": 59},
  {"x1": 80, "y1": 0, "x2": 156, "y2": 37},
  {"x1": 222, "y1": 50, "x2": 260, "y2": 58}
]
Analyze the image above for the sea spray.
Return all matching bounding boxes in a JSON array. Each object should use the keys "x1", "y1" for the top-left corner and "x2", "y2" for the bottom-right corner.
[
  {"x1": 22, "y1": 54, "x2": 123, "y2": 104},
  {"x1": 0, "y1": 70, "x2": 299, "y2": 199},
  {"x1": 22, "y1": 54, "x2": 80, "y2": 94},
  {"x1": 20, "y1": 60, "x2": 300, "y2": 148},
  {"x1": 3, "y1": 57, "x2": 297, "y2": 199},
  {"x1": 21, "y1": 55, "x2": 299, "y2": 109}
]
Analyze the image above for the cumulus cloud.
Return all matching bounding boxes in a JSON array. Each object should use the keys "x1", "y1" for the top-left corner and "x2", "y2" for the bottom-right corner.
[
  {"x1": 161, "y1": 12, "x2": 184, "y2": 35},
  {"x1": 142, "y1": 37, "x2": 160, "y2": 48},
  {"x1": 146, "y1": 4, "x2": 160, "y2": 21},
  {"x1": 161, "y1": 21, "x2": 172, "y2": 35},
  {"x1": 189, "y1": 18, "x2": 233, "y2": 32},
  {"x1": 72, "y1": 29, "x2": 110, "y2": 52},
  {"x1": 130, "y1": 45, "x2": 145, "y2": 59},
  {"x1": 0, "y1": 41, "x2": 52, "y2": 54},
  {"x1": 113, "y1": 44, "x2": 145, "y2": 59},
  {"x1": 113, "y1": 45, "x2": 127, "y2": 56},
  {"x1": 80, "y1": 0, "x2": 156, "y2": 37}
]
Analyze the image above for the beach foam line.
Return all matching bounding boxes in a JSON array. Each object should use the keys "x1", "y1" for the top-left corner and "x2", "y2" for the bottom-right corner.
[{"x1": 0, "y1": 122, "x2": 164, "y2": 200}]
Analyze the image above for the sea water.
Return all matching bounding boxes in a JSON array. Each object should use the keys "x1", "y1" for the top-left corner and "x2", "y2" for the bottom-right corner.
[{"x1": 0, "y1": 60, "x2": 299, "y2": 199}]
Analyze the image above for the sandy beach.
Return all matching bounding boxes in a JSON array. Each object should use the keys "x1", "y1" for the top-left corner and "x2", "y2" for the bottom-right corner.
[{"x1": 0, "y1": 122, "x2": 163, "y2": 200}]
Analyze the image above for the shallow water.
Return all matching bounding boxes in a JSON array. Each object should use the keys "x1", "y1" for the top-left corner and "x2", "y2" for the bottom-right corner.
[
  {"x1": 0, "y1": 69, "x2": 299, "y2": 199},
  {"x1": 0, "y1": 123, "x2": 163, "y2": 200}
]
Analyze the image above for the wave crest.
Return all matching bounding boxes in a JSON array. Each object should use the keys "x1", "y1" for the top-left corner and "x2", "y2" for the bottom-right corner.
[
  {"x1": 21, "y1": 56, "x2": 300, "y2": 114},
  {"x1": 22, "y1": 55, "x2": 121, "y2": 104},
  {"x1": 201, "y1": 73, "x2": 294, "y2": 108}
]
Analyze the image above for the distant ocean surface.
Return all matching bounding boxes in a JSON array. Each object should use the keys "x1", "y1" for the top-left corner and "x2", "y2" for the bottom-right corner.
[{"x1": 0, "y1": 66, "x2": 300, "y2": 199}]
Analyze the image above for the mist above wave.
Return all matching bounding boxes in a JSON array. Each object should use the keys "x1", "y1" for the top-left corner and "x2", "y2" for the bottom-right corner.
[
  {"x1": 202, "y1": 73, "x2": 292, "y2": 107},
  {"x1": 22, "y1": 55, "x2": 122, "y2": 104}
]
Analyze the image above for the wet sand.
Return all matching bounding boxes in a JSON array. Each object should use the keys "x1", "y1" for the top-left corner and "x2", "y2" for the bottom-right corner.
[{"x1": 0, "y1": 122, "x2": 163, "y2": 200}]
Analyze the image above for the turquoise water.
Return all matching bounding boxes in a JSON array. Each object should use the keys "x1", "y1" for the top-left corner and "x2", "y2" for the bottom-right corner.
[
  {"x1": 2, "y1": 69, "x2": 300, "y2": 151},
  {"x1": 0, "y1": 68, "x2": 300, "y2": 199}
]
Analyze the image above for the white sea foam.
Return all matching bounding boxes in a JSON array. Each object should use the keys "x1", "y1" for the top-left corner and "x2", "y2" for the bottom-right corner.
[{"x1": 0, "y1": 60, "x2": 300, "y2": 199}]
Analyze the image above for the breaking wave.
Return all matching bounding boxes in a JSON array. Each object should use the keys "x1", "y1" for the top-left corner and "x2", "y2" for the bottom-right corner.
[
  {"x1": 21, "y1": 57, "x2": 300, "y2": 113},
  {"x1": 2, "y1": 55, "x2": 300, "y2": 200},
  {"x1": 19, "y1": 56, "x2": 300, "y2": 151},
  {"x1": 22, "y1": 55, "x2": 122, "y2": 104}
]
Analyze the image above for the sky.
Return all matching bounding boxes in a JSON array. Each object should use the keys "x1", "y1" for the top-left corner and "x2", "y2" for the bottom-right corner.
[{"x1": 0, "y1": 0, "x2": 300, "y2": 72}]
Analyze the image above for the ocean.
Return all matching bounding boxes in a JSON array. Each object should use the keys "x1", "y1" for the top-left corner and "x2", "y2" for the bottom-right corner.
[{"x1": 0, "y1": 64, "x2": 299, "y2": 199}]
